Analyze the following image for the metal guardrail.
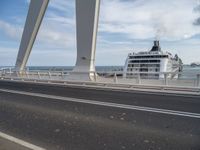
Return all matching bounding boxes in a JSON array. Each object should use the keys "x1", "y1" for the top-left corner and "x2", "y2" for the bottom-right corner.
[
  {"x1": 0, "y1": 75, "x2": 200, "y2": 95},
  {"x1": 0, "y1": 69, "x2": 200, "y2": 93},
  {"x1": 3, "y1": 71, "x2": 200, "y2": 85}
]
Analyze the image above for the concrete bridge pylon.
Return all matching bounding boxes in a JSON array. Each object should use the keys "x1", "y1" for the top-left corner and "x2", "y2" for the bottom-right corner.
[
  {"x1": 15, "y1": 0, "x2": 101, "y2": 81},
  {"x1": 15, "y1": 0, "x2": 49, "y2": 72}
]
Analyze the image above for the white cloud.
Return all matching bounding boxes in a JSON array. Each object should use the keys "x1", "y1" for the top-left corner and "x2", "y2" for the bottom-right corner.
[
  {"x1": 0, "y1": 17, "x2": 76, "y2": 50},
  {"x1": 48, "y1": 0, "x2": 75, "y2": 12},
  {"x1": 0, "y1": 47, "x2": 18, "y2": 66},
  {"x1": 0, "y1": 0, "x2": 200, "y2": 66},
  {"x1": 27, "y1": 49, "x2": 76, "y2": 66},
  {"x1": 0, "y1": 20, "x2": 23, "y2": 39},
  {"x1": 99, "y1": 0, "x2": 200, "y2": 40},
  {"x1": 1, "y1": 0, "x2": 199, "y2": 43}
]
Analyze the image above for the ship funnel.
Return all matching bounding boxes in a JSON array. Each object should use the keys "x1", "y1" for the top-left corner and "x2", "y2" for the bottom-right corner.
[
  {"x1": 154, "y1": 41, "x2": 159, "y2": 47},
  {"x1": 151, "y1": 40, "x2": 161, "y2": 51}
]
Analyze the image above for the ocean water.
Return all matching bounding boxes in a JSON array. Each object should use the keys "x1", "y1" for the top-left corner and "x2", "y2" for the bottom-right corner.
[
  {"x1": 25, "y1": 66, "x2": 124, "y2": 72},
  {"x1": 180, "y1": 65, "x2": 200, "y2": 79}
]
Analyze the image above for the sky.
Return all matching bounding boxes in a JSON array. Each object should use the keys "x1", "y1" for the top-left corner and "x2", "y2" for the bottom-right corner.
[{"x1": 0, "y1": 0, "x2": 200, "y2": 66}]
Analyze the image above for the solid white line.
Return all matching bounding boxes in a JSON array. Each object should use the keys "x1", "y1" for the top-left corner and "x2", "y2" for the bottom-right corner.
[
  {"x1": 0, "y1": 88, "x2": 200, "y2": 119},
  {"x1": 0, "y1": 131, "x2": 46, "y2": 150}
]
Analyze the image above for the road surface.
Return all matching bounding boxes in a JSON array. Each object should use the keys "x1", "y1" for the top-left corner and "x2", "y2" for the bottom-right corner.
[{"x1": 0, "y1": 80, "x2": 199, "y2": 150}]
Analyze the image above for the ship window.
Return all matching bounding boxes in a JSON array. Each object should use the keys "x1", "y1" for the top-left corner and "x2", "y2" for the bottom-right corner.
[
  {"x1": 129, "y1": 55, "x2": 168, "y2": 59},
  {"x1": 130, "y1": 60, "x2": 161, "y2": 63},
  {"x1": 149, "y1": 60, "x2": 160, "y2": 63}
]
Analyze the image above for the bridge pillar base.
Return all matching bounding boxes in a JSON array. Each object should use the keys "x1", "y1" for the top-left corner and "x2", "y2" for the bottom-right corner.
[
  {"x1": 67, "y1": 65, "x2": 96, "y2": 81},
  {"x1": 67, "y1": 72, "x2": 96, "y2": 81},
  {"x1": 69, "y1": 0, "x2": 100, "y2": 82}
]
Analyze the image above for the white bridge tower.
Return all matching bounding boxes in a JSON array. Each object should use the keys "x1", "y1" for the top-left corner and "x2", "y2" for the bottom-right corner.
[{"x1": 15, "y1": 0, "x2": 100, "y2": 81}]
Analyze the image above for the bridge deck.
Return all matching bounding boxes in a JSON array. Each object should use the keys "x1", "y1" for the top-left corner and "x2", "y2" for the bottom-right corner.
[{"x1": 0, "y1": 80, "x2": 199, "y2": 150}]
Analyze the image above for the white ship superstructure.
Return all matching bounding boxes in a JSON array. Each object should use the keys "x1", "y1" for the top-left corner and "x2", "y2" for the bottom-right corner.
[{"x1": 123, "y1": 41, "x2": 183, "y2": 79}]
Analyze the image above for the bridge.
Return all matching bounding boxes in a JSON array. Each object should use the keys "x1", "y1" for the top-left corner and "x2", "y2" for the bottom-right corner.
[
  {"x1": 15, "y1": 0, "x2": 100, "y2": 81},
  {"x1": 0, "y1": 0, "x2": 200, "y2": 150}
]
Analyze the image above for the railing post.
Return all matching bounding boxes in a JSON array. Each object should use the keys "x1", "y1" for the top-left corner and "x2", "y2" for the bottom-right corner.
[
  {"x1": 61, "y1": 72, "x2": 64, "y2": 79},
  {"x1": 94, "y1": 72, "x2": 97, "y2": 82},
  {"x1": 137, "y1": 73, "x2": 141, "y2": 84},
  {"x1": 37, "y1": 72, "x2": 41, "y2": 79},
  {"x1": 3, "y1": 70, "x2": 5, "y2": 77},
  {"x1": 48, "y1": 72, "x2": 51, "y2": 79},
  {"x1": 197, "y1": 74, "x2": 200, "y2": 87},
  {"x1": 9, "y1": 68, "x2": 12, "y2": 76},
  {"x1": 0, "y1": 70, "x2": 3, "y2": 78},
  {"x1": 114, "y1": 73, "x2": 118, "y2": 83},
  {"x1": 25, "y1": 71, "x2": 29, "y2": 79},
  {"x1": 164, "y1": 73, "x2": 168, "y2": 85},
  {"x1": 16, "y1": 71, "x2": 19, "y2": 77}
]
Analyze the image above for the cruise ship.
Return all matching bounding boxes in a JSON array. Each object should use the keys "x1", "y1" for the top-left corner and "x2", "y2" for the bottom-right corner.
[{"x1": 123, "y1": 41, "x2": 183, "y2": 79}]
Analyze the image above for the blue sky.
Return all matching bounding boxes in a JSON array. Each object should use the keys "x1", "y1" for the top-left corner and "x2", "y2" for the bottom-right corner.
[{"x1": 0, "y1": 0, "x2": 200, "y2": 66}]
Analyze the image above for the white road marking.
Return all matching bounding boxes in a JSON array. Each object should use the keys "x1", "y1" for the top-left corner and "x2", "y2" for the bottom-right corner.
[
  {"x1": 0, "y1": 131, "x2": 46, "y2": 150},
  {"x1": 0, "y1": 88, "x2": 200, "y2": 119}
]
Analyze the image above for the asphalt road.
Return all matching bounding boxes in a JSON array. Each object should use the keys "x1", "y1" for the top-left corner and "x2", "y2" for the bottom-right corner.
[
  {"x1": 0, "y1": 80, "x2": 199, "y2": 150},
  {"x1": 0, "y1": 138, "x2": 31, "y2": 150}
]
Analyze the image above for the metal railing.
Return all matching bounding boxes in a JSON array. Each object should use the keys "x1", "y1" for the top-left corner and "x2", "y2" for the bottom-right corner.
[{"x1": 0, "y1": 69, "x2": 200, "y2": 92}]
